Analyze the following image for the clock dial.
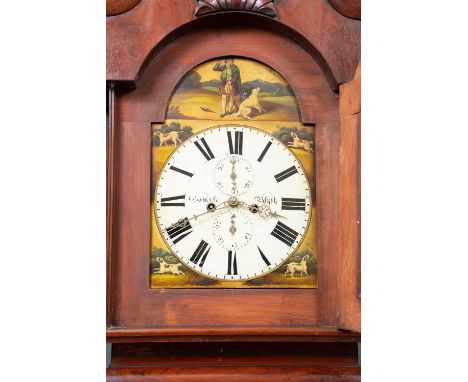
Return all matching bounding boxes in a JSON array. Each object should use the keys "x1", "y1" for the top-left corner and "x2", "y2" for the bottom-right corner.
[{"x1": 155, "y1": 126, "x2": 311, "y2": 281}]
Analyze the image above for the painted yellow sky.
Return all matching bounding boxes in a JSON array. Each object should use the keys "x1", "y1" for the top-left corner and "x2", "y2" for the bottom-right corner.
[{"x1": 196, "y1": 58, "x2": 288, "y2": 84}]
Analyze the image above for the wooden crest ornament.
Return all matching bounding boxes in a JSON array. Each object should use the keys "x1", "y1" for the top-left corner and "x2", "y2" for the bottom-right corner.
[{"x1": 195, "y1": 0, "x2": 276, "y2": 17}]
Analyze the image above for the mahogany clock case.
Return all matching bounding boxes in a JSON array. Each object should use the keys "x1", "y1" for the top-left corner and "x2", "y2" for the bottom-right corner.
[
  {"x1": 107, "y1": 2, "x2": 360, "y2": 344},
  {"x1": 150, "y1": 57, "x2": 317, "y2": 289}
]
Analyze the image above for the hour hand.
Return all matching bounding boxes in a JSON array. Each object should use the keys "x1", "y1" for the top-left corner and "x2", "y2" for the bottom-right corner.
[
  {"x1": 257, "y1": 204, "x2": 287, "y2": 219},
  {"x1": 165, "y1": 201, "x2": 227, "y2": 230},
  {"x1": 241, "y1": 202, "x2": 287, "y2": 220},
  {"x1": 270, "y1": 210, "x2": 288, "y2": 220}
]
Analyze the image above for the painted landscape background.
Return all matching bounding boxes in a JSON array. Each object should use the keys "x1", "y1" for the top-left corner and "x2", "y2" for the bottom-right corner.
[
  {"x1": 166, "y1": 57, "x2": 300, "y2": 122},
  {"x1": 151, "y1": 58, "x2": 317, "y2": 288}
]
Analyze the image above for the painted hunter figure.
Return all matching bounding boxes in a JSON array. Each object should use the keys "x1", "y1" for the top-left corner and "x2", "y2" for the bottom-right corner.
[{"x1": 213, "y1": 58, "x2": 242, "y2": 117}]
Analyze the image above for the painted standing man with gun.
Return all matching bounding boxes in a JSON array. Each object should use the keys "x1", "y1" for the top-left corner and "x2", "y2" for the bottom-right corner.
[{"x1": 213, "y1": 58, "x2": 242, "y2": 118}]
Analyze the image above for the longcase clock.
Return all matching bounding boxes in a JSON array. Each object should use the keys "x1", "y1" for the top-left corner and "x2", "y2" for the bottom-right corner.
[{"x1": 106, "y1": 1, "x2": 361, "y2": 380}]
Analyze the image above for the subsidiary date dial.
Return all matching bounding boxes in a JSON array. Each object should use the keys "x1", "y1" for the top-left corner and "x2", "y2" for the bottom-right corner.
[
  {"x1": 155, "y1": 126, "x2": 311, "y2": 281},
  {"x1": 212, "y1": 210, "x2": 253, "y2": 251}
]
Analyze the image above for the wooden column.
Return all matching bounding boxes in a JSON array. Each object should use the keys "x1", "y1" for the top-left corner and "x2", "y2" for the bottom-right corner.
[{"x1": 337, "y1": 63, "x2": 361, "y2": 332}]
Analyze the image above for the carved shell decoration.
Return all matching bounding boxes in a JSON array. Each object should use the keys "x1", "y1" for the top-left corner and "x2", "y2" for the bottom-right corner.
[{"x1": 195, "y1": 0, "x2": 276, "y2": 17}]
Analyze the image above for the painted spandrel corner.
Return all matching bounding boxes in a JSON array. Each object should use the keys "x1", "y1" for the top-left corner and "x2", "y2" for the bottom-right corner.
[{"x1": 150, "y1": 57, "x2": 317, "y2": 288}]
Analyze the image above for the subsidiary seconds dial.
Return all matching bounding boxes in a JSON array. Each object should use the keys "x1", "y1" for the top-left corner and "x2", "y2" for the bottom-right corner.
[{"x1": 155, "y1": 126, "x2": 311, "y2": 281}]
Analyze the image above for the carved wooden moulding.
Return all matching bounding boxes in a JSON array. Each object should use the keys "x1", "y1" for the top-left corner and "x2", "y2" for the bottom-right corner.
[{"x1": 195, "y1": 0, "x2": 276, "y2": 17}]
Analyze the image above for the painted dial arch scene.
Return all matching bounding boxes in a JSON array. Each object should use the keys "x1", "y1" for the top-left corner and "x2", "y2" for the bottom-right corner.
[
  {"x1": 150, "y1": 57, "x2": 317, "y2": 288},
  {"x1": 155, "y1": 126, "x2": 311, "y2": 281}
]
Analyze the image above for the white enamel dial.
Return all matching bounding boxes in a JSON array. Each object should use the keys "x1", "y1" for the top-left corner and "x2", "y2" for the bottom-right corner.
[{"x1": 155, "y1": 126, "x2": 311, "y2": 281}]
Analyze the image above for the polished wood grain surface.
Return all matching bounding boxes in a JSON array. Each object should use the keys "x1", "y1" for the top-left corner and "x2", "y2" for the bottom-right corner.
[
  {"x1": 337, "y1": 63, "x2": 361, "y2": 331},
  {"x1": 107, "y1": 367, "x2": 360, "y2": 381},
  {"x1": 106, "y1": 0, "x2": 142, "y2": 17},
  {"x1": 106, "y1": 0, "x2": 360, "y2": 87},
  {"x1": 315, "y1": 121, "x2": 340, "y2": 326},
  {"x1": 327, "y1": 0, "x2": 361, "y2": 20},
  {"x1": 107, "y1": 85, "x2": 116, "y2": 328},
  {"x1": 107, "y1": 326, "x2": 360, "y2": 343},
  {"x1": 110, "y1": 342, "x2": 359, "y2": 366},
  {"x1": 108, "y1": 342, "x2": 360, "y2": 380}
]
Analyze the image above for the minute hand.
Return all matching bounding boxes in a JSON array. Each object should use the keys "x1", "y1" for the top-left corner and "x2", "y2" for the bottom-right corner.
[{"x1": 165, "y1": 201, "x2": 228, "y2": 230}]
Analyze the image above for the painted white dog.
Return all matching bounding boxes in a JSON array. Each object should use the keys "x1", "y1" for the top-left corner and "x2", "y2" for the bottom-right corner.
[
  {"x1": 290, "y1": 132, "x2": 314, "y2": 152},
  {"x1": 153, "y1": 131, "x2": 181, "y2": 146},
  {"x1": 284, "y1": 255, "x2": 310, "y2": 278},
  {"x1": 154, "y1": 257, "x2": 185, "y2": 275},
  {"x1": 230, "y1": 87, "x2": 265, "y2": 120}
]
